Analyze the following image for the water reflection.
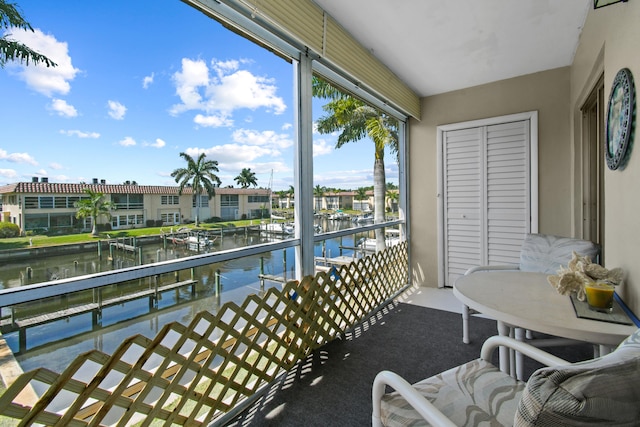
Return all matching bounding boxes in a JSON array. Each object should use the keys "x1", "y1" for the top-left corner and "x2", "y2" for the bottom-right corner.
[{"x1": 1, "y1": 219, "x2": 374, "y2": 373}]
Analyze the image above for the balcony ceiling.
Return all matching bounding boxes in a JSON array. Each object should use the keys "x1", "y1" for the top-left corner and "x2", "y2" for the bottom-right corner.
[{"x1": 313, "y1": 0, "x2": 591, "y2": 97}]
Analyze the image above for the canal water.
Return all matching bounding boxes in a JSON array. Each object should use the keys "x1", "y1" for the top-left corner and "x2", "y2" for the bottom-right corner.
[{"x1": 0, "y1": 219, "x2": 372, "y2": 373}]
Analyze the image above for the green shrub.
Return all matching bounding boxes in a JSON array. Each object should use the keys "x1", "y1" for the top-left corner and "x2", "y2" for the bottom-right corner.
[{"x1": 0, "y1": 222, "x2": 21, "y2": 238}]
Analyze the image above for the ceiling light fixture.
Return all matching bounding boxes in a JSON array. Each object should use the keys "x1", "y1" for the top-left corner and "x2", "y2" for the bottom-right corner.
[{"x1": 594, "y1": 0, "x2": 628, "y2": 9}]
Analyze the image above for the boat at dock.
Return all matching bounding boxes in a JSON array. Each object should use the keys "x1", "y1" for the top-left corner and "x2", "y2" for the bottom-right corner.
[
  {"x1": 357, "y1": 229, "x2": 401, "y2": 252},
  {"x1": 169, "y1": 228, "x2": 217, "y2": 250},
  {"x1": 259, "y1": 221, "x2": 295, "y2": 235}
]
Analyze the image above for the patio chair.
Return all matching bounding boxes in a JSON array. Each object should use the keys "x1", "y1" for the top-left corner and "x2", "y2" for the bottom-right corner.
[
  {"x1": 461, "y1": 233, "x2": 600, "y2": 344},
  {"x1": 372, "y1": 328, "x2": 640, "y2": 427}
]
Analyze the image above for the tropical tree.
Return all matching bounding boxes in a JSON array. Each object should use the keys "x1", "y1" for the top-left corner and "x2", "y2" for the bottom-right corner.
[
  {"x1": 313, "y1": 77, "x2": 398, "y2": 250},
  {"x1": 286, "y1": 185, "x2": 294, "y2": 209},
  {"x1": 74, "y1": 189, "x2": 114, "y2": 237},
  {"x1": 171, "y1": 152, "x2": 221, "y2": 227},
  {"x1": 1, "y1": 0, "x2": 57, "y2": 68},
  {"x1": 313, "y1": 184, "x2": 325, "y2": 211},
  {"x1": 234, "y1": 167, "x2": 258, "y2": 189},
  {"x1": 355, "y1": 187, "x2": 369, "y2": 211},
  {"x1": 386, "y1": 189, "x2": 399, "y2": 213}
]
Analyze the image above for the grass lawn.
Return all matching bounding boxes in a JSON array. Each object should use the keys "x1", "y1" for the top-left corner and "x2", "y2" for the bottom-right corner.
[{"x1": 0, "y1": 219, "x2": 272, "y2": 251}]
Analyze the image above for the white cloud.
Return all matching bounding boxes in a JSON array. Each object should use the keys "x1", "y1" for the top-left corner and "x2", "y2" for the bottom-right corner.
[
  {"x1": 49, "y1": 162, "x2": 63, "y2": 170},
  {"x1": 170, "y1": 58, "x2": 209, "y2": 114},
  {"x1": 107, "y1": 100, "x2": 127, "y2": 120},
  {"x1": 51, "y1": 174, "x2": 71, "y2": 182},
  {"x1": 0, "y1": 169, "x2": 18, "y2": 179},
  {"x1": 313, "y1": 168, "x2": 373, "y2": 188},
  {"x1": 193, "y1": 113, "x2": 233, "y2": 128},
  {"x1": 118, "y1": 136, "x2": 136, "y2": 147},
  {"x1": 185, "y1": 144, "x2": 273, "y2": 163},
  {"x1": 48, "y1": 98, "x2": 77, "y2": 117},
  {"x1": 0, "y1": 148, "x2": 38, "y2": 165},
  {"x1": 36, "y1": 168, "x2": 48, "y2": 176},
  {"x1": 5, "y1": 28, "x2": 79, "y2": 96},
  {"x1": 142, "y1": 72, "x2": 154, "y2": 89},
  {"x1": 231, "y1": 129, "x2": 292, "y2": 150},
  {"x1": 282, "y1": 123, "x2": 292, "y2": 130},
  {"x1": 313, "y1": 139, "x2": 334, "y2": 157},
  {"x1": 213, "y1": 59, "x2": 240, "y2": 76},
  {"x1": 144, "y1": 138, "x2": 166, "y2": 148},
  {"x1": 60, "y1": 129, "x2": 100, "y2": 138},
  {"x1": 170, "y1": 58, "x2": 286, "y2": 118}
]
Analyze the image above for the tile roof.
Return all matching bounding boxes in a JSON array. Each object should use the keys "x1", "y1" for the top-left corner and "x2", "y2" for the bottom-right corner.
[{"x1": 0, "y1": 182, "x2": 270, "y2": 195}]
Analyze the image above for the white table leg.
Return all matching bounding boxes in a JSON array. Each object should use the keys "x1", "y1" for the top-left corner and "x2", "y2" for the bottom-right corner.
[
  {"x1": 514, "y1": 327, "x2": 525, "y2": 380},
  {"x1": 497, "y1": 321, "x2": 510, "y2": 374}
]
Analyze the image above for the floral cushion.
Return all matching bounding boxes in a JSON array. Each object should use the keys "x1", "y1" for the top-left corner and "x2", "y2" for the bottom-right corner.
[
  {"x1": 380, "y1": 359, "x2": 525, "y2": 427},
  {"x1": 519, "y1": 234, "x2": 600, "y2": 274},
  {"x1": 515, "y1": 329, "x2": 640, "y2": 426}
]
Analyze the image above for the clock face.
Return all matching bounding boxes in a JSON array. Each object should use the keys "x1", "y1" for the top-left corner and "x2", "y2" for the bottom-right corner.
[{"x1": 605, "y1": 68, "x2": 635, "y2": 170}]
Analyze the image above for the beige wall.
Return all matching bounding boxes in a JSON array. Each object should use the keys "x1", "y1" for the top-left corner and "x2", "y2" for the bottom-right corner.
[
  {"x1": 570, "y1": 2, "x2": 640, "y2": 313},
  {"x1": 410, "y1": 1, "x2": 640, "y2": 316},
  {"x1": 410, "y1": 68, "x2": 572, "y2": 287}
]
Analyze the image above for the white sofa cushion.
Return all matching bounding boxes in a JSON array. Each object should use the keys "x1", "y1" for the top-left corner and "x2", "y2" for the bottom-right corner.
[{"x1": 519, "y1": 234, "x2": 600, "y2": 274}]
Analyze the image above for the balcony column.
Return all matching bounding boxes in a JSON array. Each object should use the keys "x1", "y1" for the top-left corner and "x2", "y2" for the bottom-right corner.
[{"x1": 294, "y1": 54, "x2": 315, "y2": 277}]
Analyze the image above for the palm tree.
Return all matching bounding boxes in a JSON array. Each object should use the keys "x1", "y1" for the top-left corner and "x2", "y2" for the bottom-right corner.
[
  {"x1": 386, "y1": 189, "x2": 399, "y2": 213},
  {"x1": 74, "y1": 189, "x2": 114, "y2": 237},
  {"x1": 313, "y1": 77, "x2": 398, "y2": 250},
  {"x1": 171, "y1": 152, "x2": 221, "y2": 227},
  {"x1": 234, "y1": 168, "x2": 258, "y2": 189},
  {"x1": 313, "y1": 184, "x2": 325, "y2": 211},
  {"x1": 286, "y1": 185, "x2": 294, "y2": 209},
  {"x1": 1, "y1": 0, "x2": 57, "y2": 68},
  {"x1": 355, "y1": 187, "x2": 369, "y2": 211}
]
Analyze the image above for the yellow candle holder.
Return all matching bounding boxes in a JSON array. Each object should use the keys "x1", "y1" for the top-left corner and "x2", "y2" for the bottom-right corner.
[{"x1": 584, "y1": 281, "x2": 615, "y2": 313}]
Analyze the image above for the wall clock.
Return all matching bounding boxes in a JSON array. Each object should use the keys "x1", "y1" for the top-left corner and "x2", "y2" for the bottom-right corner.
[{"x1": 605, "y1": 68, "x2": 635, "y2": 170}]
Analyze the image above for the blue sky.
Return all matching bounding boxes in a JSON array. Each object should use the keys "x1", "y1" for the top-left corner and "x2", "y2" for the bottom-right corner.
[{"x1": 0, "y1": 1, "x2": 397, "y2": 191}]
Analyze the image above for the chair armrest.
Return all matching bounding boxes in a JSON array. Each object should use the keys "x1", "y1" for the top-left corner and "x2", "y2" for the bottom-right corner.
[
  {"x1": 480, "y1": 335, "x2": 569, "y2": 367},
  {"x1": 372, "y1": 370, "x2": 457, "y2": 427},
  {"x1": 465, "y1": 264, "x2": 520, "y2": 275}
]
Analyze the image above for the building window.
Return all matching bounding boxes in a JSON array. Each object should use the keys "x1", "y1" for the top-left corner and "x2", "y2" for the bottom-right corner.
[
  {"x1": 161, "y1": 195, "x2": 179, "y2": 205},
  {"x1": 220, "y1": 195, "x2": 238, "y2": 207},
  {"x1": 67, "y1": 196, "x2": 80, "y2": 208},
  {"x1": 192, "y1": 195, "x2": 209, "y2": 208},
  {"x1": 24, "y1": 197, "x2": 38, "y2": 209},
  {"x1": 248, "y1": 195, "x2": 269, "y2": 203},
  {"x1": 112, "y1": 194, "x2": 144, "y2": 210},
  {"x1": 24, "y1": 213, "x2": 49, "y2": 230},
  {"x1": 326, "y1": 196, "x2": 339, "y2": 210},
  {"x1": 160, "y1": 212, "x2": 180, "y2": 224},
  {"x1": 54, "y1": 197, "x2": 67, "y2": 208},
  {"x1": 39, "y1": 197, "x2": 54, "y2": 209}
]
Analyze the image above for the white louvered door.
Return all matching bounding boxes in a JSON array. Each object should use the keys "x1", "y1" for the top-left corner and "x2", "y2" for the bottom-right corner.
[
  {"x1": 442, "y1": 127, "x2": 484, "y2": 283},
  {"x1": 438, "y1": 114, "x2": 537, "y2": 287}
]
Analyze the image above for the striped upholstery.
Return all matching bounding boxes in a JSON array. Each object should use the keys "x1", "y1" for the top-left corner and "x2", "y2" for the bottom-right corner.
[
  {"x1": 380, "y1": 359, "x2": 525, "y2": 426},
  {"x1": 515, "y1": 329, "x2": 640, "y2": 426},
  {"x1": 519, "y1": 234, "x2": 600, "y2": 274}
]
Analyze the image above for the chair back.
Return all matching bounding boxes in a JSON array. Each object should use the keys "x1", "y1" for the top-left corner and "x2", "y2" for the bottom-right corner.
[{"x1": 518, "y1": 233, "x2": 600, "y2": 274}]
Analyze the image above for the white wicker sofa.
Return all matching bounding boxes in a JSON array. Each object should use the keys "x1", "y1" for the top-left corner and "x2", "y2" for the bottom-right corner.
[{"x1": 372, "y1": 328, "x2": 640, "y2": 426}]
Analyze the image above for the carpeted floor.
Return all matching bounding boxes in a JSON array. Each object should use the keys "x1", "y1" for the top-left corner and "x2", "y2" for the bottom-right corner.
[{"x1": 226, "y1": 302, "x2": 593, "y2": 426}]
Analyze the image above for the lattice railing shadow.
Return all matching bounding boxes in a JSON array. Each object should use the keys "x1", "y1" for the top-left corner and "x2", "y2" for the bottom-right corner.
[{"x1": 0, "y1": 242, "x2": 408, "y2": 426}]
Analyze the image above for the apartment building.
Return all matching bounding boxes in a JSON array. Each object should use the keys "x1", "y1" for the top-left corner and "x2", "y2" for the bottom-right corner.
[{"x1": 0, "y1": 178, "x2": 271, "y2": 232}]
